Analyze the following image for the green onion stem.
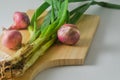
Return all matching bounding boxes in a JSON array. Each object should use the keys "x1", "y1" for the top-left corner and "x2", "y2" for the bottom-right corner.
[
  {"x1": 93, "y1": 1, "x2": 120, "y2": 9},
  {"x1": 51, "y1": 0, "x2": 55, "y2": 23},
  {"x1": 70, "y1": 3, "x2": 88, "y2": 16},
  {"x1": 23, "y1": 36, "x2": 56, "y2": 72},
  {"x1": 68, "y1": 0, "x2": 90, "y2": 3},
  {"x1": 70, "y1": 0, "x2": 93, "y2": 24},
  {"x1": 31, "y1": 2, "x2": 50, "y2": 26}
]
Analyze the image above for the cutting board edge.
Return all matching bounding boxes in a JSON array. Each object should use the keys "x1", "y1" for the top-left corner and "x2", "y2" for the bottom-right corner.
[
  {"x1": 28, "y1": 58, "x2": 84, "y2": 80},
  {"x1": 15, "y1": 58, "x2": 84, "y2": 80},
  {"x1": 83, "y1": 15, "x2": 100, "y2": 64}
]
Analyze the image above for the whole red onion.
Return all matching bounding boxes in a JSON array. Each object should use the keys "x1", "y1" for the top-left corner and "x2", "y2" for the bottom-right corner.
[
  {"x1": 9, "y1": 11, "x2": 30, "y2": 30},
  {"x1": 57, "y1": 24, "x2": 80, "y2": 45},
  {"x1": 1, "y1": 30, "x2": 22, "y2": 49}
]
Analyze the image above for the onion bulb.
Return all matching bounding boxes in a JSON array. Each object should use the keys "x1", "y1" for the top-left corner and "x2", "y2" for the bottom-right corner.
[
  {"x1": 57, "y1": 24, "x2": 80, "y2": 45},
  {"x1": 1, "y1": 30, "x2": 22, "y2": 49},
  {"x1": 9, "y1": 11, "x2": 30, "y2": 30}
]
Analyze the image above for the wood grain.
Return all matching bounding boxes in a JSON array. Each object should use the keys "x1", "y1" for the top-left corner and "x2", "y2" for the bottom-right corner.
[{"x1": 0, "y1": 10, "x2": 100, "y2": 80}]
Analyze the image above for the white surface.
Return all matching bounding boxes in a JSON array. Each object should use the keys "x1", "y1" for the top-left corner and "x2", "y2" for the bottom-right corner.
[{"x1": 0, "y1": 0, "x2": 120, "y2": 80}]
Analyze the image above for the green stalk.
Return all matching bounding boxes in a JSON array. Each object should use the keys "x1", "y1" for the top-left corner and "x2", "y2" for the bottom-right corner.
[
  {"x1": 69, "y1": 0, "x2": 93, "y2": 24},
  {"x1": 66, "y1": 10, "x2": 70, "y2": 23},
  {"x1": 58, "y1": 0, "x2": 68, "y2": 26},
  {"x1": 29, "y1": 19, "x2": 37, "y2": 43},
  {"x1": 40, "y1": 19, "x2": 59, "y2": 37},
  {"x1": 31, "y1": 2, "x2": 50, "y2": 26},
  {"x1": 70, "y1": 3, "x2": 88, "y2": 16},
  {"x1": 44, "y1": 0, "x2": 68, "y2": 37},
  {"x1": 29, "y1": 2, "x2": 50, "y2": 43},
  {"x1": 54, "y1": 0, "x2": 68, "y2": 31},
  {"x1": 50, "y1": 0, "x2": 55, "y2": 23},
  {"x1": 23, "y1": 37, "x2": 56, "y2": 72},
  {"x1": 68, "y1": 0, "x2": 90, "y2": 3},
  {"x1": 93, "y1": 1, "x2": 120, "y2": 9},
  {"x1": 40, "y1": 0, "x2": 68, "y2": 38}
]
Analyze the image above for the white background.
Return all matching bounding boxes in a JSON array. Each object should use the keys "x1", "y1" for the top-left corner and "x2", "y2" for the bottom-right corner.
[{"x1": 0, "y1": 0, "x2": 120, "y2": 80}]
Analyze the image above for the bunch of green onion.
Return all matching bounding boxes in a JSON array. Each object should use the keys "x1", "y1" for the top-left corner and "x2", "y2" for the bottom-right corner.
[{"x1": 0, "y1": 0, "x2": 120, "y2": 79}]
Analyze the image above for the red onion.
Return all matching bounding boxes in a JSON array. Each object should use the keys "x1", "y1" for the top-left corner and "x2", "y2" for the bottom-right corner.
[
  {"x1": 57, "y1": 24, "x2": 80, "y2": 45},
  {"x1": 9, "y1": 11, "x2": 30, "y2": 30},
  {"x1": 1, "y1": 30, "x2": 22, "y2": 49}
]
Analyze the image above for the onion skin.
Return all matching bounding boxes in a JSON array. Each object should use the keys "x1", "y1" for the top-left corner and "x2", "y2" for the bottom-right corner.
[
  {"x1": 63, "y1": 24, "x2": 77, "y2": 28},
  {"x1": 9, "y1": 12, "x2": 30, "y2": 30},
  {"x1": 1, "y1": 30, "x2": 22, "y2": 49},
  {"x1": 57, "y1": 24, "x2": 80, "y2": 45}
]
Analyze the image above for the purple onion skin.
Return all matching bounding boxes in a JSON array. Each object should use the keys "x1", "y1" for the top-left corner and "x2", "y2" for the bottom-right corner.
[
  {"x1": 57, "y1": 24, "x2": 80, "y2": 45},
  {"x1": 1, "y1": 30, "x2": 22, "y2": 49},
  {"x1": 9, "y1": 12, "x2": 30, "y2": 30}
]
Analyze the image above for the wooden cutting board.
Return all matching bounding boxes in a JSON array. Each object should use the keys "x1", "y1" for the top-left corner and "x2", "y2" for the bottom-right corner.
[{"x1": 0, "y1": 10, "x2": 100, "y2": 80}]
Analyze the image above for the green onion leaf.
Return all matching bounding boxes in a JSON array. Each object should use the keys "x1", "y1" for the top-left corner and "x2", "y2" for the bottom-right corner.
[
  {"x1": 93, "y1": 1, "x2": 120, "y2": 9},
  {"x1": 69, "y1": 0, "x2": 90, "y2": 3},
  {"x1": 30, "y1": 2, "x2": 50, "y2": 26},
  {"x1": 50, "y1": 0, "x2": 55, "y2": 23},
  {"x1": 70, "y1": 0, "x2": 93, "y2": 24}
]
